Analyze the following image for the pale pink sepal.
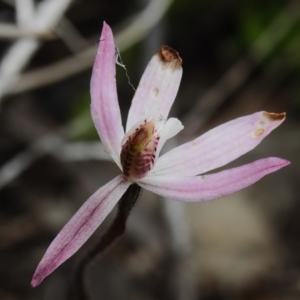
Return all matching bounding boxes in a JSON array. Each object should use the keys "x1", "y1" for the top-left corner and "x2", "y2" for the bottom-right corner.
[
  {"x1": 31, "y1": 175, "x2": 130, "y2": 287},
  {"x1": 152, "y1": 111, "x2": 286, "y2": 176},
  {"x1": 126, "y1": 51, "x2": 183, "y2": 131},
  {"x1": 139, "y1": 157, "x2": 290, "y2": 202},
  {"x1": 90, "y1": 22, "x2": 124, "y2": 168}
]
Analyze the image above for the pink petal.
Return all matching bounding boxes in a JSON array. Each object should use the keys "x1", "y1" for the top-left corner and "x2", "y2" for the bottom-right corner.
[
  {"x1": 155, "y1": 117, "x2": 183, "y2": 158},
  {"x1": 139, "y1": 157, "x2": 290, "y2": 202},
  {"x1": 90, "y1": 22, "x2": 124, "y2": 168},
  {"x1": 31, "y1": 175, "x2": 130, "y2": 287},
  {"x1": 126, "y1": 46, "x2": 182, "y2": 131},
  {"x1": 152, "y1": 111, "x2": 286, "y2": 176}
]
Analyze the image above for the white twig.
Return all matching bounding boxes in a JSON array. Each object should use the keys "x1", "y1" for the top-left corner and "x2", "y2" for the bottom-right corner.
[
  {"x1": 161, "y1": 137, "x2": 193, "y2": 300},
  {"x1": 54, "y1": 17, "x2": 90, "y2": 53},
  {"x1": 0, "y1": 133, "x2": 63, "y2": 190},
  {"x1": 0, "y1": 0, "x2": 73, "y2": 101},
  {"x1": 33, "y1": 0, "x2": 72, "y2": 32},
  {"x1": 16, "y1": 0, "x2": 35, "y2": 29},
  {"x1": 5, "y1": 0, "x2": 173, "y2": 96},
  {"x1": 0, "y1": 111, "x2": 108, "y2": 190},
  {"x1": 162, "y1": 199, "x2": 193, "y2": 300},
  {"x1": 57, "y1": 142, "x2": 112, "y2": 161},
  {"x1": 0, "y1": 38, "x2": 40, "y2": 96},
  {"x1": 0, "y1": 149, "x2": 36, "y2": 190},
  {"x1": 0, "y1": 136, "x2": 111, "y2": 190},
  {"x1": 115, "y1": 0, "x2": 172, "y2": 52},
  {"x1": 0, "y1": 23, "x2": 54, "y2": 39}
]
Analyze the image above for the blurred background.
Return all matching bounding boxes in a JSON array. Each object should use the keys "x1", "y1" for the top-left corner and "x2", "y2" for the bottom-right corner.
[{"x1": 0, "y1": 0, "x2": 299, "y2": 299}]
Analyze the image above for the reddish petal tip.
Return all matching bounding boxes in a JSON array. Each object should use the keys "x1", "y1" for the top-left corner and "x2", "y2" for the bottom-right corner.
[
  {"x1": 158, "y1": 46, "x2": 182, "y2": 67},
  {"x1": 263, "y1": 111, "x2": 286, "y2": 121}
]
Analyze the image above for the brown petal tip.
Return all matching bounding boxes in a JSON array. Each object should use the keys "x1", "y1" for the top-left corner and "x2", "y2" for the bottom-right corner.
[
  {"x1": 158, "y1": 46, "x2": 182, "y2": 68},
  {"x1": 263, "y1": 112, "x2": 286, "y2": 121}
]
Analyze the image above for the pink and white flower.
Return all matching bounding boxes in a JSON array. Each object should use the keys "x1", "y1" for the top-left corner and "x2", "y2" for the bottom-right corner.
[{"x1": 31, "y1": 22, "x2": 290, "y2": 287}]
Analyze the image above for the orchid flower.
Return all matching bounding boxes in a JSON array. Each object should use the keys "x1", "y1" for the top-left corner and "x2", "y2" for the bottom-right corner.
[{"x1": 31, "y1": 22, "x2": 290, "y2": 287}]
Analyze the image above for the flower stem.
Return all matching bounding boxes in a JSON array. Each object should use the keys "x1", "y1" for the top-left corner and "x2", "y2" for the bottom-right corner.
[{"x1": 67, "y1": 183, "x2": 141, "y2": 300}]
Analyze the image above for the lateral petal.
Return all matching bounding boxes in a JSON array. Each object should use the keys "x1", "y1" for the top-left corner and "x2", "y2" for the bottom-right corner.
[
  {"x1": 139, "y1": 157, "x2": 290, "y2": 202},
  {"x1": 126, "y1": 46, "x2": 182, "y2": 131},
  {"x1": 152, "y1": 111, "x2": 286, "y2": 176},
  {"x1": 155, "y1": 117, "x2": 184, "y2": 159},
  {"x1": 31, "y1": 175, "x2": 130, "y2": 287},
  {"x1": 90, "y1": 22, "x2": 124, "y2": 168}
]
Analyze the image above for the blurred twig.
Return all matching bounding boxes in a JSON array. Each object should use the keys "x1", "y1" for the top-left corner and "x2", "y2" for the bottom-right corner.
[
  {"x1": 0, "y1": 113, "x2": 112, "y2": 190},
  {"x1": 16, "y1": 0, "x2": 35, "y2": 28},
  {"x1": 5, "y1": 0, "x2": 173, "y2": 96},
  {"x1": 55, "y1": 17, "x2": 90, "y2": 53},
  {"x1": 57, "y1": 141, "x2": 111, "y2": 162},
  {"x1": 0, "y1": 0, "x2": 72, "y2": 101},
  {"x1": 0, "y1": 138, "x2": 112, "y2": 190},
  {"x1": 183, "y1": 0, "x2": 300, "y2": 134},
  {"x1": 160, "y1": 137, "x2": 194, "y2": 300},
  {"x1": 0, "y1": 23, "x2": 55, "y2": 39}
]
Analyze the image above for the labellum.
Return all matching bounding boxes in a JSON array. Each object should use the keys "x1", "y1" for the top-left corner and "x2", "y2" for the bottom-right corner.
[{"x1": 120, "y1": 119, "x2": 160, "y2": 179}]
